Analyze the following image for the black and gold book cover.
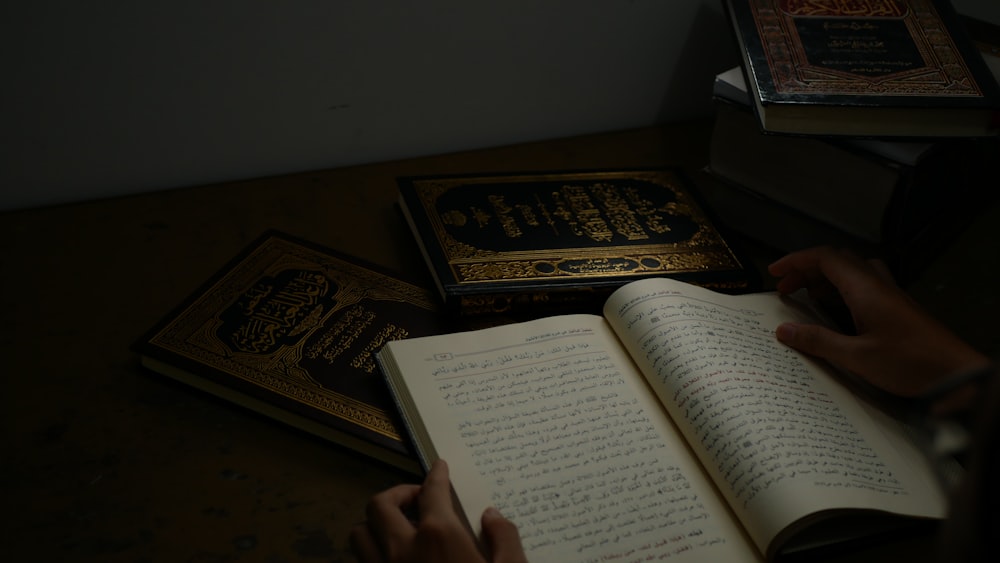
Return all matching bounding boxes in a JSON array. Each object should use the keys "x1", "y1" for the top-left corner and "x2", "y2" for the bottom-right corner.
[
  {"x1": 133, "y1": 231, "x2": 453, "y2": 472},
  {"x1": 398, "y1": 169, "x2": 755, "y2": 315},
  {"x1": 723, "y1": 0, "x2": 1000, "y2": 136}
]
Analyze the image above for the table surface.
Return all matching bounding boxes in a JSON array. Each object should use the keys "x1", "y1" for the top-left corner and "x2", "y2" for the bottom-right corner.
[{"x1": 3, "y1": 119, "x2": 997, "y2": 562}]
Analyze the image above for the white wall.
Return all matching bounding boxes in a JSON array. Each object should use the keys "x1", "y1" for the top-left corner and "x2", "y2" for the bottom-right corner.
[{"x1": 2, "y1": 1, "x2": 997, "y2": 211}]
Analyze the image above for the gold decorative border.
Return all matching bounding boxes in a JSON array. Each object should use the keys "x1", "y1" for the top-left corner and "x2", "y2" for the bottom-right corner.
[
  {"x1": 752, "y1": 0, "x2": 986, "y2": 96},
  {"x1": 412, "y1": 170, "x2": 743, "y2": 285},
  {"x1": 149, "y1": 236, "x2": 436, "y2": 441}
]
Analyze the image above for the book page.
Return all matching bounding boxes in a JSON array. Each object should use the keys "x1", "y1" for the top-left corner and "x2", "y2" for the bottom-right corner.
[
  {"x1": 603, "y1": 278, "x2": 947, "y2": 557},
  {"x1": 379, "y1": 314, "x2": 761, "y2": 562}
]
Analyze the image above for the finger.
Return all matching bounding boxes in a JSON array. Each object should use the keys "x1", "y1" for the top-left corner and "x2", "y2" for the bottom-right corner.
[
  {"x1": 775, "y1": 322, "x2": 857, "y2": 365},
  {"x1": 368, "y1": 484, "x2": 422, "y2": 522},
  {"x1": 767, "y1": 246, "x2": 832, "y2": 278},
  {"x1": 864, "y1": 257, "x2": 920, "y2": 309},
  {"x1": 413, "y1": 460, "x2": 484, "y2": 559},
  {"x1": 349, "y1": 523, "x2": 386, "y2": 563},
  {"x1": 769, "y1": 247, "x2": 840, "y2": 296},
  {"x1": 416, "y1": 459, "x2": 454, "y2": 520},
  {"x1": 769, "y1": 246, "x2": 867, "y2": 286},
  {"x1": 813, "y1": 248, "x2": 883, "y2": 299},
  {"x1": 366, "y1": 484, "x2": 421, "y2": 549},
  {"x1": 482, "y1": 507, "x2": 528, "y2": 563},
  {"x1": 772, "y1": 269, "x2": 807, "y2": 294},
  {"x1": 865, "y1": 258, "x2": 897, "y2": 287},
  {"x1": 776, "y1": 247, "x2": 888, "y2": 315}
]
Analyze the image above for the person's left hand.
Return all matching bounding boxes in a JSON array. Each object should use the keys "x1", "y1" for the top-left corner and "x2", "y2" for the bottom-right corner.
[{"x1": 350, "y1": 459, "x2": 528, "y2": 563}]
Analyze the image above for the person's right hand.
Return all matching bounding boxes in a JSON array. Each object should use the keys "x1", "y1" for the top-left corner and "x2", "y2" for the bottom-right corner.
[{"x1": 768, "y1": 246, "x2": 990, "y2": 401}]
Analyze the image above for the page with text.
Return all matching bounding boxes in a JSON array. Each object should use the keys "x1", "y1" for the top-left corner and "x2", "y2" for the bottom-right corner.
[
  {"x1": 603, "y1": 278, "x2": 947, "y2": 557},
  {"x1": 380, "y1": 314, "x2": 761, "y2": 562}
]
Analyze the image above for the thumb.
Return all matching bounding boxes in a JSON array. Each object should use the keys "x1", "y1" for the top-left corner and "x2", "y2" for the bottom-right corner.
[
  {"x1": 481, "y1": 508, "x2": 528, "y2": 563},
  {"x1": 775, "y1": 322, "x2": 855, "y2": 365}
]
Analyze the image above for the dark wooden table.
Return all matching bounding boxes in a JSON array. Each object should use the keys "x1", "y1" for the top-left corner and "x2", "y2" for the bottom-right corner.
[{"x1": 3, "y1": 119, "x2": 997, "y2": 561}]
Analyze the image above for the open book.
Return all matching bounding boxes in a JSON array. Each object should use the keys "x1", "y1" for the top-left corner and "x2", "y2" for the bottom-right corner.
[{"x1": 376, "y1": 277, "x2": 948, "y2": 561}]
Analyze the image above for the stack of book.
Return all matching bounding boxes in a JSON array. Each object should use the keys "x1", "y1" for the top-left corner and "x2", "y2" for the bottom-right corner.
[{"x1": 705, "y1": 0, "x2": 1000, "y2": 282}]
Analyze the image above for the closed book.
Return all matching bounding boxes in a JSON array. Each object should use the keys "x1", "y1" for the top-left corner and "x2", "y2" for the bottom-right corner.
[
  {"x1": 707, "y1": 67, "x2": 1000, "y2": 281},
  {"x1": 133, "y1": 230, "x2": 458, "y2": 472},
  {"x1": 397, "y1": 169, "x2": 756, "y2": 315},
  {"x1": 722, "y1": 0, "x2": 1000, "y2": 138},
  {"x1": 697, "y1": 166, "x2": 882, "y2": 260}
]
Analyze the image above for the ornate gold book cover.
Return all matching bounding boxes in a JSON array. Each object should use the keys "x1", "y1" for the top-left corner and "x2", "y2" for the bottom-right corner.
[
  {"x1": 723, "y1": 0, "x2": 1000, "y2": 137},
  {"x1": 398, "y1": 169, "x2": 755, "y2": 315},
  {"x1": 133, "y1": 231, "x2": 453, "y2": 472}
]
